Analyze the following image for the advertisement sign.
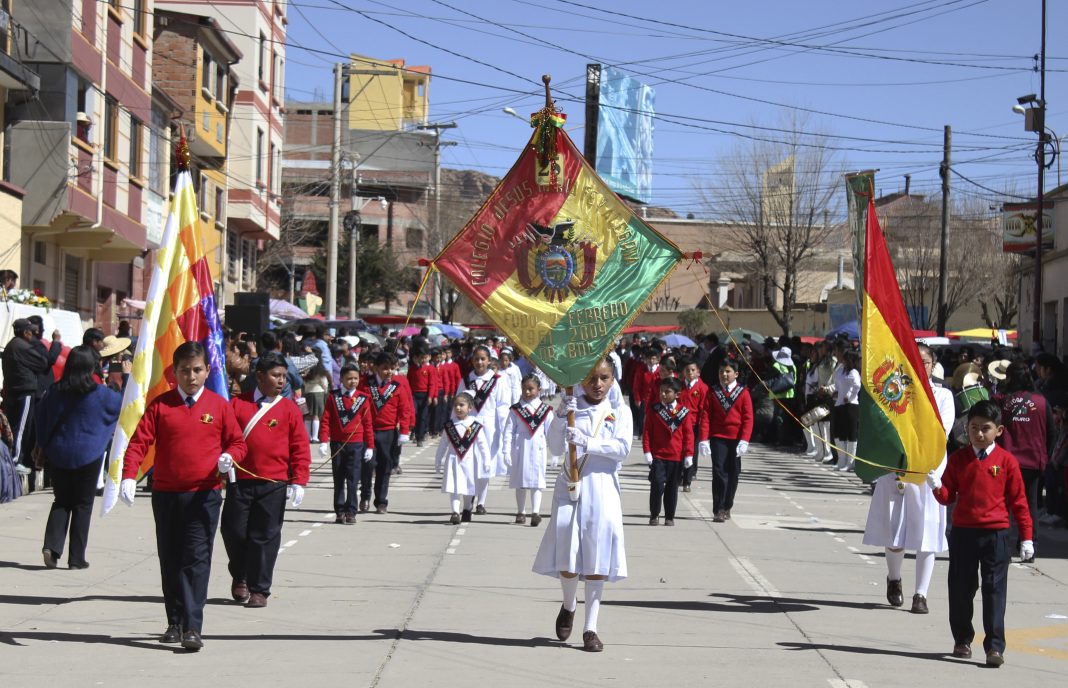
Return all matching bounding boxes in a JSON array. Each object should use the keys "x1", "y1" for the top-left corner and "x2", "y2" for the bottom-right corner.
[
  {"x1": 590, "y1": 65, "x2": 655, "y2": 203},
  {"x1": 1002, "y1": 201, "x2": 1054, "y2": 253}
]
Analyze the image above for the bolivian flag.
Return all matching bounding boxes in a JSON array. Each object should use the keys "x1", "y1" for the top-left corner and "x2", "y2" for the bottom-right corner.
[
  {"x1": 433, "y1": 110, "x2": 682, "y2": 387},
  {"x1": 856, "y1": 194, "x2": 946, "y2": 483}
]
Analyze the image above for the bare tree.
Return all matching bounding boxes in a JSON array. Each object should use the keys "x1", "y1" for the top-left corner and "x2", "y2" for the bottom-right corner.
[{"x1": 698, "y1": 112, "x2": 842, "y2": 336}]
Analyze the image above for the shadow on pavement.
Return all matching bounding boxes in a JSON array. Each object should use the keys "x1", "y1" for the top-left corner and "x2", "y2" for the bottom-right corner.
[
  {"x1": 0, "y1": 630, "x2": 393, "y2": 650},
  {"x1": 0, "y1": 560, "x2": 49, "y2": 571},
  {"x1": 606, "y1": 593, "x2": 885, "y2": 614},
  {"x1": 385, "y1": 628, "x2": 561, "y2": 647},
  {"x1": 0, "y1": 594, "x2": 164, "y2": 606},
  {"x1": 777, "y1": 641, "x2": 954, "y2": 663}
]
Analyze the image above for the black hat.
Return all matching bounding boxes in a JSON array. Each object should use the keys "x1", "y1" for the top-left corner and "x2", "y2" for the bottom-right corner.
[{"x1": 11, "y1": 318, "x2": 33, "y2": 335}]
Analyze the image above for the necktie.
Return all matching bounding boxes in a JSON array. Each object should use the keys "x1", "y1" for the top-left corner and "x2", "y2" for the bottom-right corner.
[
  {"x1": 185, "y1": 396, "x2": 194, "y2": 408},
  {"x1": 977, "y1": 448, "x2": 987, "y2": 460}
]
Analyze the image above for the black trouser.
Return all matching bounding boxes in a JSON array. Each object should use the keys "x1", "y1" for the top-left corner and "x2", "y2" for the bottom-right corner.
[
  {"x1": 649, "y1": 458, "x2": 682, "y2": 519},
  {"x1": 710, "y1": 437, "x2": 742, "y2": 514},
  {"x1": 631, "y1": 400, "x2": 645, "y2": 438},
  {"x1": 432, "y1": 391, "x2": 448, "y2": 435},
  {"x1": 43, "y1": 457, "x2": 103, "y2": 567},
  {"x1": 683, "y1": 434, "x2": 700, "y2": 486},
  {"x1": 366, "y1": 429, "x2": 397, "y2": 507},
  {"x1": 413, "y1": 392, "x2": 430, "y2": 442},
  {"x1": 948, "y1": 527, "x2": 1010, "y2": 653},
  {"x1": 1019, "y1": 468, "x2": 1042, "y2": 544},
  {"x1": 5, "y1": 394, "x2": 35, "y2": 476},
  {"x1": 151, "y1": 489, "x2": 222, "y2": 633},
  {"x1": 221, "y1": 480, "x2": 287, "y2": 596},
  {"x1": 330, "y1": 442, "x2": 363, "y2": 515}
]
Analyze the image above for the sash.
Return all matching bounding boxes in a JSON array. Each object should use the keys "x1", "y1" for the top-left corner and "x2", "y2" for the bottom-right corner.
[
  {"x1": 654, "y1": 402, "x2": 689, "y2": 433},
  {"x1": 510, "y1": 402, "x2": 551, "y2": 435},
  {"x1": 712, "y1": 384, "x2": 744, "y2": 413},
  {"x1": 466, "y1": 374, "x2": 499, "y2": 412},
  {"x1": 445, "y1": 421, "x2": 483, "y2": 459},
  {"x1": 242, "y1": 396, "x2": 284, "y2": 439},
  {"x1": 333, "y1": 391, "x2": 367, "y2": 427},
  {"x1": 369, "y1": 380, "x2": 399, "y2": 411}
]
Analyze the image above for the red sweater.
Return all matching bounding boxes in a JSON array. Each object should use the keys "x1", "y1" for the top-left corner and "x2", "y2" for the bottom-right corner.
[
  {"x1": 707, "y1": 384, "x2": 754, "y2": 442},
  {"x1": 408, "y1": 362, "x2": 440, "y2": 396},
  {"x1": 642, "y1": 402, "x2": 695, "y2": 461},
  {"x1": 679, "y1": 379, "x2": 710, "y2": 441},
  {"x1": 233, "y1": 392, "x2": 312, "y2": 486},
  {"x1": 318, "y1": 388, "x2": 375, "y2": 448},
  {"x1": 123, "y1": 389, "x2": 247, "y2": 492},
  {"x1": 932, "y1": 444, "x2": 1033, "y2": 540},
  {"x1": 358, "y1": 374, "x2": 415, "y2": 433},
  {"x1": 439, "y1": 361, "x2": 461, "y2": 396},
  {"x1": 631, "y1": 365, "x2": 660, "y2": 408}
]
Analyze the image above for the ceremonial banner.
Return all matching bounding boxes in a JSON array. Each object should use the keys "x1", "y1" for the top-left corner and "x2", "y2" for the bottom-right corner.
[
  {"x1": 433, "y1": 104, "x2": 682, "y2": 387},
  {"x1": 102, "y1": 156, "x2": 228, "y2": 514},
  {"x1": 855, "y1": 193, "x2": 946, "y2": 483}
]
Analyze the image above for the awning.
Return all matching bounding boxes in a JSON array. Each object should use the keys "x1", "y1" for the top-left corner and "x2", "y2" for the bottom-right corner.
[{"x1": 622, "y1": 324, "x2": 678, "y2": 334}]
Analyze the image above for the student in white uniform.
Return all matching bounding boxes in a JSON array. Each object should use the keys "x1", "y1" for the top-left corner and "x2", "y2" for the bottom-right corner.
[
  {"x1": 862, "y1": 343, "x2": 953, "y2": 614},
  {"x1": 533, "y1": 357, "x2": 632, "y2": 653},
  {"x1": 464, "y1": 345, "x2": 510, "y2": 515},
  {"x1": 504, "y1": 374, "x2": 558, "y2": 526},
  {"x1": 499, "y1": 347, "x2": 523, "y2": 405},
  {"x1": 435, "y1": 393, "x2": 491, "y2": 525}
]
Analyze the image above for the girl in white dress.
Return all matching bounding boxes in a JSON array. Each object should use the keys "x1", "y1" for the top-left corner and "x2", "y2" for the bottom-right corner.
[
  {"x1": 499, "y1": 348, "x2": 524, "y2": 405},
  {"x1": 862, "y1": 343, "x2": 953, "y2": 613},
  {"x1": 504, "y1": 374, "x2": 558, "y2": 526},
  {"x1": 533, "y1": 358, "x2": 632, "y2": 653},
  {"x1": 465, "y1": 345, "x2": 511, "y2": 514},
  {"x1": 435, "y1": 393, "x2": 492, "y2": 525}
]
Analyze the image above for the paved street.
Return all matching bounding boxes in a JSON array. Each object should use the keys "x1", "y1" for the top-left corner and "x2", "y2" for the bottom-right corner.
[{"x1": 2, "y1": 441, "x2": 1067, "y2": 688}]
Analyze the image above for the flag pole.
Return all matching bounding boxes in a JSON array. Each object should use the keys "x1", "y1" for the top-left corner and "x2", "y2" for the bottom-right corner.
[{"x1": 567, "y1": 385, "x2": 580, "y2": 483}]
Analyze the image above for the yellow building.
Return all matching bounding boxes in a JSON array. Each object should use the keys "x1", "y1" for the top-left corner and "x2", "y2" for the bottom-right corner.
[{"x1": 347, "y1": 54, "x2": 430, "y2": 132}]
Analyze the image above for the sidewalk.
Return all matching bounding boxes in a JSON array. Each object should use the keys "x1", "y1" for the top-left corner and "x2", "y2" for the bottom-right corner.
[{"x1": 2, "y1": 441, "x2": 1067, "y2": 687}]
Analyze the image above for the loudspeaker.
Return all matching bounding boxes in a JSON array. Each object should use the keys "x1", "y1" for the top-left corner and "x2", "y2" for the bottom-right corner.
[
  {"x1": 225, "y1": 305, "x2": 268, "y2": 337},
  {"x1": 234, "y1": 291, "x2": 269, "y2": 308}
]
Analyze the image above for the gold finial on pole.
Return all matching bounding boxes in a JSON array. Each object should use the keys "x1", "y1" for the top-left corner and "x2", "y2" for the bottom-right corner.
[{"x1": 542, "y1": 74, "x2": 553, "y2": 110}]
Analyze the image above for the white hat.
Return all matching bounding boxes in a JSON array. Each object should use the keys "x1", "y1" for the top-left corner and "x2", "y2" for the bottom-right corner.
[
  {"x1": 100, "y1": 335, "x2": 132, "y2": 358},
  {"x1": 773, "y1": 347, "x2": 793, "y2": 365}
]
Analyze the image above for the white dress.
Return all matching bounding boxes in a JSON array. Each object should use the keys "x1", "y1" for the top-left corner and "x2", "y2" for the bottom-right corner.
[
  {"x1": 862, "y1": 384, "x2": 953, "y2": 553},
  {"x1": 501, "y1": 364, "x2": 523, "y2": 405},
  {"x1": 504, "y1": 400, "x2": 555, "y2": 490},
  {"x1": 532, "y1": 396, "x2": 632, "y2": 582},
  {"x1": 465, "y1": 371, "x2": 511, "y2": 475},
  {"x1": 435, "y1": 417, "x2": 491, "y2": 497}
]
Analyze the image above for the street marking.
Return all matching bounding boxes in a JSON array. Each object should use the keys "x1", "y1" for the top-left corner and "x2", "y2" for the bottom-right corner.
[
  {"x1": 729, "y1": 556, "x2": 781, "y2": 598},
  {"x1": 834, "y1": 537, "x2": 846, "y2": 543},
  {"x1": 847, "y1": 546, "x2": 860, "y2": 552},
  {"x1": 299, "y1": 529, "x2": 312, "y2": 537},
  {"x1": 446, "y1": 548, "x2": 456, "y2": 555},
  {"x1": 456, "y1": 528, "x2": 466, "y2": 535},
  {"x1": 313, "y1": 522, "x2": 323, "y2": 528},
  {"x1": 449, "y1": 539, "x2": 461, "y2": 547},
  {"x1": 283, "y1": 539, "x2": 298, "y2": 548},
  {"x1": 829, "y1": 681, "x2": 869, "y2": 688}
]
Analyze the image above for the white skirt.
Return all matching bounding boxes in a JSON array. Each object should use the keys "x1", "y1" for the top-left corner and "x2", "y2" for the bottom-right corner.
[
  {"x1": 862, "y1": 474, "x2": 948, "y2": 553},
  {"x1": 440, "y1": 453, "x2": 477, "y2": 496}
]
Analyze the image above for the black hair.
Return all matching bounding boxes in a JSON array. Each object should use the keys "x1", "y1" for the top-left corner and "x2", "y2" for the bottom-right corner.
[
  {"x1": 373, "y1": 351, "x2": 398, "y2": 368},
  {"x1": 259, "y1": 330, "x2": 278, "y2": 352},
  {"x1": 454, "y1": 391, "x2": 475, "y2": 406},
  {"x1": 82, "y1": 328, "x2": 105, "y2": 346},
  {"x1": 521, "y1": 372, "x2": 541, "y2": 388},
  {"x1": 173, "y1": 341, "x2": 207, "y2": 366},
  {"x1": 968, "y1": 399, "x2": 1001, "y2": 426},
  {"x1": 677, "y1": 357, "x2": 698, "y2": 370},
  {"x1": 256, "y1": 352, "x2": 288, "y2": 373},
  {"x1": 280, "y1": 331, "x2": 302, "y2": 356},
  {"x1": 1001, "y1": 361, "x2": 1034, "y2": 394},
  {"x1": 706, "y1": 334, "x2": 720, "y2": 346},
  {"x1": 659, "y1": 377, "x2": 683, "y2": 393},
  {"x1": 643, "y1": 346, "x2": 661, "y2": 359},
  {"x1": 842, "y1": 350, "x2": 860, "y2": 372},
  {"x1": 661, "y1": 358, "x2": 677, "y2": 373},
  {"x1": 719, "y1": 358, "x2": 739, "y2": 370},
  {"x1": 340, "y1": 363, "x2": 360, "y2": 378},
  {"x1": 56, "y1": 345, "x2": 99, "y2": 396},
  {"x1": 472, "y1": 344, "x2": 492, "y2": 358}
]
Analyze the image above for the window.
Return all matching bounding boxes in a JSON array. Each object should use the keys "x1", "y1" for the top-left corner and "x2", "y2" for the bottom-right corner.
[
  {"x1": 258, "y1": 33, "x2": 266, "y2": 83},
  {"x1": 215, "y1": 186, "x2": 225, "y2": 225},
  {"x1": 241, "y1": 239, "x2": 256, "y2": 287},
  {"x1": 33, "y1": 240, "x2": 46, "y2": 265},
  {"x1": 64, "y1": 255, "x2": 82, "y2": 311},
  {"x1": 268, "y1": 143, "x2": 275, "y2": 192},
  {"x1": 198, "y1": 174, "x2": 212, "y2": 218},
  {"x1": 215, "y1": 63, "x2": 226, "y2": 102},
  {"x1": 75, "y1": 80, "x2": 91, "y2": 143},
  {"x1": 129, "y1": 117, "x2": 143, "y2": 179},
  {"x1": 149, "y1": 107, "x2": 166, "y2": 195},
  {"x1": 406, "y1": 227, "x2": 424, "y2": 250},
  {"x1": 256, "y1": 128, "x2": 264, "y2": 183},
  {"x1": 275, "y1": 57, "x2": 284, "y2": 103},
  {"x1": 132, "y1": 0, "x2": 145, "y2": 35},
  {"x1": 226, "y1": 230, "x2": 238, "y2": 282},
  {"x1": 201, "y1": 51, "x2": 213, "y2": 97},
  {"x1": 103, "y1": 97, "x2": 118, "y2": 160}
]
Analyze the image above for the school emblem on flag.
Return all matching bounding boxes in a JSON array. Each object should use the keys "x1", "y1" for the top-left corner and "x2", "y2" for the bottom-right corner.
[{"x1": 871, "y1": 358, "x2": 913, "y2": 415}]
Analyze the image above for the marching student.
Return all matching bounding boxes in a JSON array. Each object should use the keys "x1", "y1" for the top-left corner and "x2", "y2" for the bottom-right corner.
[
  {"x1": 678, "y1": 358, "x2": 709, "y2": 493},
  {"x1": 223, "y1": 353, "x2": 312, "y2": 608},
  {"x1": 318, "y1": 362, "x2": 375, "y2": 524},
  {"x1": 643, "y1": 377, "x2": 695, "y2": 526},
  {"x1": 464, "y1": 344, "x2": 511, "y2": 515},
  {"x1": 498, "y1": 347, "x2": 523, "y2": 405},
  {"x1": 435, "y1": 392, "x2": 491, "y2": 524},
  {"x1": 630, "y1": 347, "x2": 661, "y2": 437},
  {"x1": 358, "y1": 352, "x2": 414, "y2": 514},
  {"x1": 120, "y1": 341, "x2": 247, "y2": 652},
  {"x1": 429, "y1": 347, "x2": 449, "y2": 438},
  {"x1": 503, "y1": 374, "x2": 557, "y2": 526},
  {"x1": 698, "y1": 358, "x2": 754, "y2": 523},
  {"x1": 407, "y1": 344, "x2": 439, "y2": 448}
]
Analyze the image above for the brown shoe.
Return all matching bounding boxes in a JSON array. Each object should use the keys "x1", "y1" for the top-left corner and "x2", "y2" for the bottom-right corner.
[
  {"x1": 910, "y1": 594, "x2": 929, "y2": 614},
  {"x1": 712, "y1": 511, "x2": 726, "y2": 523},
  {"x1": 359, "y1": 500, "x2": 370, "y2": 513},
  {"x1": 682, "y1": 485, "x2": 691, "y2": 493},
  {"x1": 530, "y1": 514, "x2": 542, "y2": 527},
  {"x1": 664, "y1": 518, "x2": 675, "y2": 526},
  {"x1": 886, "y1": 578, "x2": 904, "y2": 607},
  {"x1": 648, "y1": 516, "x2": 659, "y2": 526},
  {"x1": 376, "y1": 505, "x2": 388, "y2": 514},
  {"x1": 985, "y1": 650, "x2": 1004, "y2": 667},
  {"x1": 335, "y1": 514, "x2": 344, "y2": 524},
  {"x1": 475, "y1": 505, "x2": 487, "y2": 516},
  {"x1": 231, "y1": 579, "x2": 250, "y2": 603},
  {"x1": 246, "y1": 592, "x2": 268, "y2": 608},
  {"x1": 952, "y1": 643, "x2": 972, "y2": 659},
  {"x1": 582, "y1": 630, "x2": 604, "y2": 652},
  {"x1": 344, "y1": 514, "x2": 356, "y2": 524},
  {"x1": 724, "y1": 510, "x2": 731, "y2": 520},
  {"x1": 515, "y1": 513, "x2": 526, "y2": 524},
  {"x1": 555, "y1": 605, "x2": 575, "y2": 641}
]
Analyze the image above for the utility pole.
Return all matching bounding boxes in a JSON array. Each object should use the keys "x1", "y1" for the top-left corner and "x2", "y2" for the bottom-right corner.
[
  {"x1": 326, "y1": 62, "x2": 343, "y2": 320},
  {"x1": 418, "y1": 122, "x2": 457, "y2": 319},
  {"x1": 1033, "y1": 0, "x2": 1047, "y2": 352},
  {"x1": 937, "y1": 125, "x2": 951, "y2": 336}
]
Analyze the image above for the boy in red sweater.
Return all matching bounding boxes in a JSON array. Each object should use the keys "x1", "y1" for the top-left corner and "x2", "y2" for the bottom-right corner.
[
  {"x1": 408, "y1": 346, "x2": 439, "y2": 447},
  {"x1": 120, "y1": 341, "x2": 247, "y2": 651},
  {"x1": 630, "y1": 347, "x2": 661, "y2": 438},
  {"x1": 359, "y1": 352, "x2": 415, "y2": 514},
  {"x1": 678, "y1": 358, "x2": 709, "y2": 492},
  {"x1": 223, "y1": 353, "x2": 311, "y2": 607},
  {"x1": 700, "y1": 359, "x2": 753, "y2": 523},
  {"x1": 927, "y1": 400, "x2": 1034, "y2": 667},
  {"x1": 643, "y1": 377, "x2": 694, "y2": 526},
  {"x1": 319, "y1": 363, "x2": 374, "y2": 523}
]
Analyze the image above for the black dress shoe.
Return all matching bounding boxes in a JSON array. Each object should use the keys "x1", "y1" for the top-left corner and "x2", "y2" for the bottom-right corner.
[
  {"x1": 952, "y1": 643, "x2": 972, "y2": 659},
  {"x1": 886, "y1": 578, "x2": 904, "y2": 607},
  {"x1": 712, "y1": 511, "x2": 726, "y2": 523},
  {"x1": 68, "y1": 561, "x2": 90, "y2": 570},
  {"x1": 160, "y1": 625, "x2": 182, "y2": 644},
  {"x1": 461, "y1": 509, "x2": 472, "y2": 522},
  {"x1": 986, "y1": 650, "x2": 1004, "y2": 667},
  {"x1": 475, "y1": 505, "x2": 487, "y2": 516},
  {"x1": 42, "y1": 548, "x2": 58, "y2": 569},
  {"x1": 582, "y1": 630, "x2": 604, "y2": 652},
  {"x1": 231, "y1": 579, "x2": 250, "y2": 603},
  {"x1": 449, "y1": 512, "x2": 461, "y2": 525},
  {"x1": 530, "y1": 514, "x2": 542, "y2": 527},
  {"x1": 910, "y1": 594, "x2": 929, "y2": 614},
  {"x1": 555, "y1": 605, "x2": 575, "y2": 641},
  {"x1": 181, "y1": 629, "x2": 203, "y2": 651},
  {"x1": 664, "y1": 518, "x2": 675, "y2": 526}
]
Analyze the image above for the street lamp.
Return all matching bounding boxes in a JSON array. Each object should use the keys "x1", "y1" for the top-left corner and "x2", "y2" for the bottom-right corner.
[
  {"x1": 1013, "y1": 91, "x2": 1053, "y2": 352},
  {"x1": 502, "y1": 107, "x2": 527, "y2": 122}
]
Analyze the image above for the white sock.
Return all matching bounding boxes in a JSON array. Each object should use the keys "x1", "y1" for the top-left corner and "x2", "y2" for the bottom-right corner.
[
  {"x1": 450, "y1": 495, "x2": 461, "y2": 514},
  {"x1": 584, "y1": 580, "x2": 604, "y2": 632},
  {"x1": 886, "y1": 548, "x2": 905, "y2": 581},
  {"x1": 915, "y1": 551, "x2": 936, "y2": 597},
  {"x1": 531, "y1": 489, "x2": 542, "y2": 515},
  {"x1": 817, "y1": 422, "x2": 831, "y2": 459},
  {"x1": 476, "y1": 478, "x2": 490, "y2": 506},
  {"x1": 560, "y1": 576, "x2": 579, "y2": 612},
  {"x1": 310, "y1": 418, "x2": 320, "y2": 441},
  {"x1": 803, "y1": 429, "x2": 816, "y2": 454},
  {"x1": 515, "y1": 489, "x2": 526, "y2": 514},
  {"x1": 463, "y1": 495, "x2": 474, "y2": 511}
]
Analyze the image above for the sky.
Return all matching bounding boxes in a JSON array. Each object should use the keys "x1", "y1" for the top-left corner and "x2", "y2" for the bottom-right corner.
[{"x1": 282, "y1": 0, "x2": 1066, "y2": 219}]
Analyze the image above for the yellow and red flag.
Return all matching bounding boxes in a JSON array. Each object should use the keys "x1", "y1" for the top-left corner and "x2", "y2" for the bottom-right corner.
[
  {"x1": 433, "y1": 106, "x2": 682, "y2": 386},
  {"x1": 101, "y1": 145, "x2": 228, "y2": 514},
  {"x1": 856, "y1": 193, "x2": 946, "y2": 482}
]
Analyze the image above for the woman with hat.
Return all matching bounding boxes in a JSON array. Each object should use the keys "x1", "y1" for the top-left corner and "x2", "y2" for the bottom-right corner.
[{"x1": 98, "y1": 334, "x2": 132, "y2": 387}]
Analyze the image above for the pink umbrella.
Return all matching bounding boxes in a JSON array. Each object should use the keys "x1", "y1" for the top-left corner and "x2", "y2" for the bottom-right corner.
[{"x1": 398, "y1": 326, "x2": 422, "y2": 337}]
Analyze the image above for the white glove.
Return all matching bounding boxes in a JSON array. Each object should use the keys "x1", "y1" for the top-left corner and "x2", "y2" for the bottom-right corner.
[
  {"x1": 319, "y1": 443, "x2": 330, "y2": 458},
  {"x1": 217, "y1": 453, "x2": 233, "y2": 474},
  {"x1": 925, "y1": 471, "x2": 942, "y2": 491},
  {"x1": 1020, "y1": 540, "x2": 1034, "y2": 560},
  {"x1": 644, "y1": 452, "x2": 653, "y2": 465},
  {"x1": 684, "y1": 455, "x2": 693, "y2": 469},
  {"x1": 119, "y1": 478, "x2": 137, "y2": 506},
  {"x1": 557, "y1": 395, "x2": 577, "y2": 416},
  {"x1": 398, "y1": 434, "x2": 410, "y2": 445},
  {"x1": 363, "y1": 448, "x2": 374, "y2": 462},
  {"x1": 698, "y1": 440, "x2": 711, "y2": 457},
  {"x1": 551, "y1": 455, "x2": 560, "y2": 468},
  {"x1": 566, "y1": 427, "x2": 589, "y2": 449},
  {"x1": 736, "y1": 440, "x2": 749, "y2": 455},
  {"x1": 287, "y1": 484, "x2": 304, "y2": 507}
]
